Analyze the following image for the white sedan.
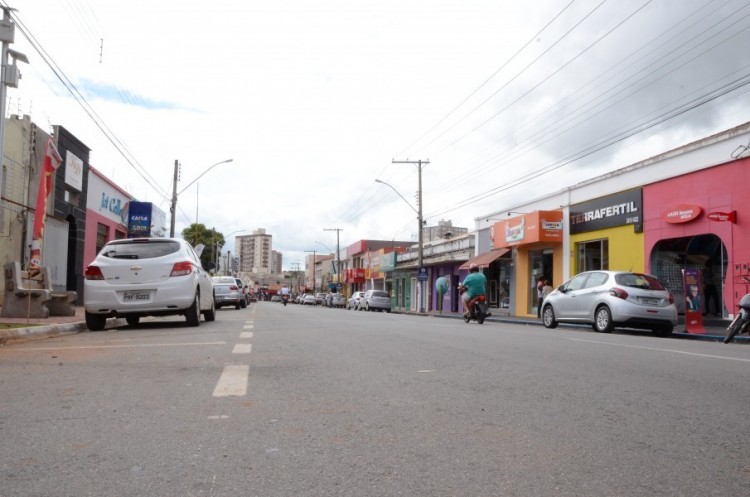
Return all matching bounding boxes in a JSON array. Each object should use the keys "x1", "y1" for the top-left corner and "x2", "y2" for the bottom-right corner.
[{"x1": 83, "y1": 238, "x2": 215, "y2": 330}]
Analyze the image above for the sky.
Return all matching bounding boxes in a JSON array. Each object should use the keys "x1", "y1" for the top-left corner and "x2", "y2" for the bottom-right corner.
[{"x1": 5, "y1": 0, "x2": 750, "y2": 269}]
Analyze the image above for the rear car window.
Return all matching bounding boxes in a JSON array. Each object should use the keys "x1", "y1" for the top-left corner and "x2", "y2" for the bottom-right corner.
[
  {"x1": 371, "y1": 291, "x2": 388, "y2": 298},
  {"x1": 100, "y1": 240, "x2": 180, "y2": 259},
  {"x1": 615, "y1": 273, "x2": 666, "y2": 290}
]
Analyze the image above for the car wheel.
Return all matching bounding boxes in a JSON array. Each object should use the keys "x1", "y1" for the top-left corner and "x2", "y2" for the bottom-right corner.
[
  {"x1": 240, "y1": 300, "x2": 247, "y2": 309},
  {"x1": 204, "y1": 296, "x2": 216, "y2": 322},
  {"x1": 85, "y1": 312, "x2": 107, "y2": 331},
  {"x1": 235, "y1": 302, "x2": 241, "y2": 310},
  {"x1": 593, "y1": 305, "x2": 613, "y2": 333},
  {"x1": 542, "y1": 305, "x2": 558, "y2": 329},
  {"x1": 365, "y1": 303, "x2": 370, "y2": 311},
  {"x1": 653, "y1": 324, "x2": 673, "y2": 337},
  {"x1": 125, "y1": 316, "x2": 140, "y2": 327},
  {"x1": 386, "y1": 309, "x2": 391, "y2": 313},
  {"x1": 186, "y1": 291, "x2": 201, "y2": 327}
]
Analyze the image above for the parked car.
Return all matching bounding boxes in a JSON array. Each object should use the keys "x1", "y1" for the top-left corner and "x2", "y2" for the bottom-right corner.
[
  {"x1": 330, "y1": 293, "x2": 346, "y2": 308},
  {"x1": 363, "y1": 289, "x2": 391, "y2": 312},
  {"x1": 315, "y1": 292, "x2": 326, "y2": 305},
  {"x1": 347, "y1": 291, "x2": 366, "y2": 310},
  {"x1": 541, "y1": 270, "x2": 678, "y2": 336},
  {"x1": 234, "y1": 278, "x2": 248, "y2": 307},
  {"x1": 83, "y1": 237, "x2": 215, "y2": 330},
  {"x1": 303, "y1": 293, "x2": 316, "y2": 305},
  {"x1": 212, "y1": 276, "x2": 243, "y2": 309}
]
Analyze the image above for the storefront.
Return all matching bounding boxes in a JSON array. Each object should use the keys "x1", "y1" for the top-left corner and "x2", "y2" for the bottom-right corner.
[
  {"x1": 568, "y1": 188, "x2": 645, "y2": 274},
  {"x1": 83, "y1": 167, "x2": 132, "y2": 269},
  {"x1": 458, "y1": 248, "x2": 511, "y2": 310},
  {"x1": 644, "y1": 159, "x2": 747, "y2": 318},
  {"x1": 492, "y1": 210, "x2": 564, "y2": 317}
]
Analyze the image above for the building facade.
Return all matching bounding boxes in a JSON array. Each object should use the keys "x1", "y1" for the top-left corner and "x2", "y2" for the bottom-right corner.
[{"x1": 237, "y1": 228, "x2": 272, "y2": 274}]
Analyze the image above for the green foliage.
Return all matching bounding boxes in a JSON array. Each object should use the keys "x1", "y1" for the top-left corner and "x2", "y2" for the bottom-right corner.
[{"x1": 181, "y1": 224, "x2": 225, "y2": 271}]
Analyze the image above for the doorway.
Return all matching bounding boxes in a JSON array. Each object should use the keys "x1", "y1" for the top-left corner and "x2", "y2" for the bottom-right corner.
[{"x1": 528, "y1": 249, "x2": 554, "y2": 315}]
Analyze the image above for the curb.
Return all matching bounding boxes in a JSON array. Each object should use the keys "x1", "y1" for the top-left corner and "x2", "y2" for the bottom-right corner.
[
  {"x1": 394, "y1": 310, "x2": 748, "y2": 343},
  {"x1": 0, "y1": 318, "x2": 126, "y2": 344}
]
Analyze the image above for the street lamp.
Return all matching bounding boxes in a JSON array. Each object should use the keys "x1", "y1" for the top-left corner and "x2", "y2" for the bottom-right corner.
[
  {"x1": 169, "y1": 158, "x2": 233, "y2": 237},
  {"x1": 375, "y1": 173, "x2": 426, "y2": 313}
]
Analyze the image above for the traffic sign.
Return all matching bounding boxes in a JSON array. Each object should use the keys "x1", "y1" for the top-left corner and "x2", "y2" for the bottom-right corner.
[{"x1": 418, "y1": 267, "x2": 428, "y2": 281}]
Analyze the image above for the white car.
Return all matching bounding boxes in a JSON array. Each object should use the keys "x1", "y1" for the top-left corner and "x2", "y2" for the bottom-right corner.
[
  {"x1": 347, "y1": 291, "x2": 366, "y2": 310},
  {"x1": 83, "y1": 238, "x2": 216, "y2": 330}
]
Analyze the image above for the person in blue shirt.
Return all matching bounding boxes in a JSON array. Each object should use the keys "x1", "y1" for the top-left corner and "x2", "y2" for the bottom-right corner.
[{"x1": 460, "y1": 264, "x2": 488, "y2": 317}]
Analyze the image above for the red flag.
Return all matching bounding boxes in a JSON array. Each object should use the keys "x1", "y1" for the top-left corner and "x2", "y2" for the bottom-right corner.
[{"x1": 29, "y1": 138, "x2": 63, "y2": 273}]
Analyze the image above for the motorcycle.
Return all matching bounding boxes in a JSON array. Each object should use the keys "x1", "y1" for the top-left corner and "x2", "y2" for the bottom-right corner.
[
  {"x1": 281, "y1": 294, "x2": 289, "y2": 307},
  {"x1": 460, "y1": 285, "x2": 489, "y2": 324},
  {"x1": 724, "y1": 292, "x2": 750, "y2": 343}
]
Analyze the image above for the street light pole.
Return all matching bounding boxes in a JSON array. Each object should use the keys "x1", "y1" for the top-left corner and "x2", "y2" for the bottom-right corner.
[
  {"x1": 169, "y1": 158, "x2": 233, "y2": 237},
  {"x1": 322, "y1": 228, "x2": 343, "y2": 290},
  {"x1": 389, "y1": 159, "x2": 429, "y2": 313},
  {"x1": 304, "y1": 249, "x2": 317, "y2": 293}
]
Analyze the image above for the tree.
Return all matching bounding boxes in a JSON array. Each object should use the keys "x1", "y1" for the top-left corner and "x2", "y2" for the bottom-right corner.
[{"x1": 181, "y1": 224, "x2": 225, "y2": 272}]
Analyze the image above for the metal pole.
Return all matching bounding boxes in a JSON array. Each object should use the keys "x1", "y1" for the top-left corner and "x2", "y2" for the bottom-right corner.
[
  {"x1": 417, "y1": 160, "x2": 424, "y2": 313},
  {"x1": 169, "y1": 159, "x2": 178, "y2": 237},
  {"x1": 0, "y1": 9, "x2": 8, "y2": 198}
]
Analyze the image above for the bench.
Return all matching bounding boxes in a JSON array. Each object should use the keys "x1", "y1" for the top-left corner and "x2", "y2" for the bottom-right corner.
[{"x1": 1, "y1": 262, "x2": 78, "y2": 318}]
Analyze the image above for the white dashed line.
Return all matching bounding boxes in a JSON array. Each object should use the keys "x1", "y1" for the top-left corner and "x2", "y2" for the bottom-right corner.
[
  {"x1": 232, "y1": 343, "x2": 252, "y2": 354},
  {"x1": 213, "y1": 365, "x2": 249, "y2": 397},
  {"x1": 239, "y1": 332, "x2": 254, "y2": 339}
]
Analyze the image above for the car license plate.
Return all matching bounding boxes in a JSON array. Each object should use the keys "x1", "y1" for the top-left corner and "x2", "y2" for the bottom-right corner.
[
  {"x1": 123, "y1": 290, "x2": 151, "y2": 302},
  {"x1": 640, "y1": 297, "x2": 659, "y2": 305}
]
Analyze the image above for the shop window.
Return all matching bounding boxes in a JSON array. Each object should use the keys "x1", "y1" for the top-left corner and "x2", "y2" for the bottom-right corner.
[
  {"x1": 577, "y1": 239, "x2": 609, "y2": 272},
  {"x1": 96, "y1": 223, "x2": 109, "y2": 254}
]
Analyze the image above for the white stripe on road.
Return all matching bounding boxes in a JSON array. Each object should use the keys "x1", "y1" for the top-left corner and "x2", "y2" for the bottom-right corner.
[
  {"x1": 232, "y1": 343, "x2": 252, "y2": 354},
  {"x1": 239, "y1": 332, "x2": 254, "y2": 339},
  {"x1": 568, "y1": 338, "x2": 750, "y2": 362},
  {"x1": 243, "y1": 324, "x2": 254, "y2": 329},
  {"x1": 2, "y1": 342, "x2": 227, "y2": 351},
  {"x1": 213, "y1": 365, "x2": 249, "y2": 397}
]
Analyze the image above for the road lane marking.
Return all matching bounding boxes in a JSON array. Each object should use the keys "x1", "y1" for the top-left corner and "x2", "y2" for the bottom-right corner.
[
  {"x1": 232, "y1": 343, "x2": 252, "y2": 354},
  {"x1": 2, "y1": 342, "x2": 227, "y2": 351},
  {"x1": 213, "y1": 365, "x2": 249, "y2": 397},
  {"x1": 243, "y1": 324, "x2": 254, "y2": 329},
  {"x1": 568, "y1": 338, "x2": 750, "y2": 362},
  {"x1": 240, "y1": 332, "x2": 253, "y2": 339}
]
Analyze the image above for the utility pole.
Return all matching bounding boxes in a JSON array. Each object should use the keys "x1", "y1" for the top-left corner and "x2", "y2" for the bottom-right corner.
[
  {"x1": 323, "y1": 228, "x2": 343, "y2": 291},
  {"x1": 169, "y1": 159, "x2": 179, "y2": 237},
  {"x1": 392, "y1": 159, "x2": 429, "y2": 313}
]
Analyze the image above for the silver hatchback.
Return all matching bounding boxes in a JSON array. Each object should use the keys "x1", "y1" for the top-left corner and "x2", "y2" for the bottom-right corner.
[
  {"x1": 542, "y1": 271, "x2": 677, "y2": 336},
  {"x1": 363, "y1": 290, "x2": 391, "y2": 312}
]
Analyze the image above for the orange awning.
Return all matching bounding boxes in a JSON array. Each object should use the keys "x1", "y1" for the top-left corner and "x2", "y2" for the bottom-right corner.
[{"x1": 459, "y1": 248, "x2": 510, "y2": 270}]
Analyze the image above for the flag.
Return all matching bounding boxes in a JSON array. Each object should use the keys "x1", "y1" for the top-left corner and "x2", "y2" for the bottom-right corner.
[{"x1": 29, "y1": 138, "x2": 63, "y2": 275}]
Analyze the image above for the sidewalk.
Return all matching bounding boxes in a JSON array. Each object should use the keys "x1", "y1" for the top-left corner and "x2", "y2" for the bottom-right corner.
[
  {"x1": 0, "y1": 305, "x2": 745, "y2": 344},
  {"x1": 0, "y1": 306, "x2": 124, "y2": 344}
]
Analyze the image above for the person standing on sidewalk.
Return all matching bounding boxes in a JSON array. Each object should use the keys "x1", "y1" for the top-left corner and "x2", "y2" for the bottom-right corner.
[
  {"x1": 702, "y1": 261, "x2": 720, "y2": 316},
  {"x1": 536, "y1": 278, "x2": 545, "y2": 318}
]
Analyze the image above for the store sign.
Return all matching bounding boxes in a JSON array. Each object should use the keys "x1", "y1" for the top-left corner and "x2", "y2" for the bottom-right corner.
[
  {"x1": 569, "y1": 189, "x2": 642, "y2": 234},
  {"x1": 663, "y1": 204, "x2": 702, "y2": 224},
  {"x1": 64, "y1": 150, "x2": 84, "y2": 191},
  {"x1": 707, "y1": 210, "x2": 737, "y2": 223},
  {"x1": 127, "y1": 201, "x2": 153, "y2": 237}
]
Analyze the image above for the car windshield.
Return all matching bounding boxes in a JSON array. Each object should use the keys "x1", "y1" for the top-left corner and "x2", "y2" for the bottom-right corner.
[
  {"x1": 615, "y1": 273, "x2": 666, "y2": 290},
  {"x1": 101, "y1": 240, "x2": 180, "y2": 259}
]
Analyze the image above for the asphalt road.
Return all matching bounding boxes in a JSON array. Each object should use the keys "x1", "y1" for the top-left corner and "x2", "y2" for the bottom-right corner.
[{"x1": 1, "y1": 301, "x2": 748, "y2": 496}]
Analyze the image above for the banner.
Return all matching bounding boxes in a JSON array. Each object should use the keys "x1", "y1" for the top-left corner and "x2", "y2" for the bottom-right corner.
[
  {"x1": 682, "y1": 268, "x2": 705, "y2": 334},
  {"x1": 29, "y1": 138, "x2": 63, "y2": 275}
]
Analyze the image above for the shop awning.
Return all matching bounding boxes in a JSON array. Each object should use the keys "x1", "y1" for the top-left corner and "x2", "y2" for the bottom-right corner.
[{"x1": 459, "y1": 248, "x2": 510, "y2": 270}]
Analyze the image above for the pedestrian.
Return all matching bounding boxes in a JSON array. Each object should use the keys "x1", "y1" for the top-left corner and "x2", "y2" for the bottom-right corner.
[
  {"x1": 702, "y1": 261, "x2": 720, "y2": 316},
  {"x1": 542, "y1": 279, "x2": 553, "y2": 301},
  {"x1": 536, "y1": 277, "x2": 545, "y2": 318}
]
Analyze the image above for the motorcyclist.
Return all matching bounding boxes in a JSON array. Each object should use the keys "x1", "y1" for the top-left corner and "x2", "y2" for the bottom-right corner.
[{"x1": 460, "y1": 263, "x2": 489, "y2": 318}]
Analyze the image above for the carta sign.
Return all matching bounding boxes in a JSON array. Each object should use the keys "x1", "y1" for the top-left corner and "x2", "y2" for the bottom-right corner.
[{"x1": 128, "y1": 202, "x2": 153, "y2": 237}]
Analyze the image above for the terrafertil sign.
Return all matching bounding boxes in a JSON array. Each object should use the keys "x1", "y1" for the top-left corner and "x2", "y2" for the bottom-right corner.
[{"x1": 569, "y1": 189, "x2": 643, "y2": 234}]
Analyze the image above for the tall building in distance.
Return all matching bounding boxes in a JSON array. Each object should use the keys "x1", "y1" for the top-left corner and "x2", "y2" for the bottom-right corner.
[
  {"x1": 237, "y1": 228, "x2": 272, "y2": 274},
  {"x1": 424, "y1": 219, "x2": 468, "y2": 242},
  {"x1": 271, "y1": 250, "x2": 282, "y2": 274}
]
